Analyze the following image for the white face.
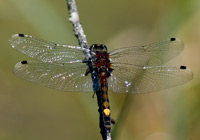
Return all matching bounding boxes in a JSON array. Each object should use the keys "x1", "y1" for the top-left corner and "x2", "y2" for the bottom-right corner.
[{"x1": 90, "y1": 44, "x2": 107, "y2": 53}]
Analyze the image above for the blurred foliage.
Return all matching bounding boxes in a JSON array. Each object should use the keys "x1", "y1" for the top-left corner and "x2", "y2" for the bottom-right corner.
[{"x1": 0, "y1": 0, "x2": 200, "y2": 140}]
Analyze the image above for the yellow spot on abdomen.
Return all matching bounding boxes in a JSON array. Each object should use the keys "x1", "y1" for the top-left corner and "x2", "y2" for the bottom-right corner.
[
  {"x1": 103, "y1": 93, "x2": 108, "y2": 100},
  {"x1": 103, "y1": 101, "x2": 109, "y2": 108},
  {"x1": 103, "y1": 109, "x2": 110, "y2": 116},
  {"x1": 102, "y1": 86, "x2": 107, "y2": 92}
]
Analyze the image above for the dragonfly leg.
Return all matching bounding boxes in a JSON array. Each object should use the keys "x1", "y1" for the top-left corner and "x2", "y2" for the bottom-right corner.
[{"x1": 111, "y1": 118, "x2": 115, "y2": 125}]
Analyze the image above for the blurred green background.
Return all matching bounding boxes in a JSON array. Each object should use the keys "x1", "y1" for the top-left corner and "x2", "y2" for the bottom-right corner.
[{"x1": 0, "y1": 0, "x2": 199, "y2": 140}]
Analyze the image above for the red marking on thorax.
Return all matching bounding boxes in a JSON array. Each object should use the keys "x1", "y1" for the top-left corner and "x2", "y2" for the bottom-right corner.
[{"x1": 95, "y1": 53, "x2": 111, "y2": 68}]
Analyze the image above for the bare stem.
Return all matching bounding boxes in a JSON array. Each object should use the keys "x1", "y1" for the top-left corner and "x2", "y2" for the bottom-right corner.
[{"x1": 67, "y1": 0, "x2": 90, "y2": 59}]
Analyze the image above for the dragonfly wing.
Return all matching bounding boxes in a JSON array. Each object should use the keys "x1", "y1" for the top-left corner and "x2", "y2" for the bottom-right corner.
[
  {"x1": 14, "y1": 60, "x2": 93, "y2": 92},
  {"x1": 9, "y1": 34, "x2": 86, "y2": 63},
  {"x1": 109, "y1": 38, "x2": 184, "y2": 66},
  {"x1": 108, "y1": 64, "x2": 193, "y2": 94}
]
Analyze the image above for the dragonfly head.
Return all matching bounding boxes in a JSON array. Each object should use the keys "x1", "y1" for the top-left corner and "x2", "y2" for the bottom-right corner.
[{"x1": 90, "y1": 43, "x2": 107, "y2": 53}]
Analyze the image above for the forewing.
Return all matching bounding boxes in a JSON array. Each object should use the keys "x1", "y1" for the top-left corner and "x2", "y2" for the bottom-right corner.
[
  {"x1": 14, "y1": 60, "x2": 93, "y2": 92},
  {"x1": 108, "y1": 64, "x2": 193, "y2": 94},
  {"x1": 109, "y1": 38, "x2": 184, "y2": 66},
  {"x1": 9, "y1": 34, "x2": 86, "y2": 63}
]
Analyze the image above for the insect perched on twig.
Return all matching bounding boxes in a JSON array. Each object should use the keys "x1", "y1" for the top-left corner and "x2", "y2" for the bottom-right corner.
[{"x1": 9, "y1": 0, "x2": 193, "y2": 140}]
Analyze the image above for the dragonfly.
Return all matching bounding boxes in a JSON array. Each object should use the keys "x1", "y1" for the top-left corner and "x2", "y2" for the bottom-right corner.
[{"x1": 9, "y1": 34, "x2": 193, "y2": 139}]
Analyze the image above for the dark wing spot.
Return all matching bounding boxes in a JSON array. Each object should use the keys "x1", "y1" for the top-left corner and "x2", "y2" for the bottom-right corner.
[
  {"x1": 180, "y1": 65, "x2": 187, "y2": 69},
  {"x1": 21, "y1": 61, "x2": 28, "y2": 64},
  {"x1": 18, "y1": 34, "x2": 25, "y2": 37},
  {"x1": 170, "y1": 38, "x2": 176, "y2": 41}
]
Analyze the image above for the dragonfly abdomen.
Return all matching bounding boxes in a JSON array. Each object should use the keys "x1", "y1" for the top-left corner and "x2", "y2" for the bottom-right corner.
[
  {"x1": 98, "y1": 69, "x2": 111, "y2": 137},
  {"x1": 96, "y1": 57, "x2": 112, "y2": 135}
]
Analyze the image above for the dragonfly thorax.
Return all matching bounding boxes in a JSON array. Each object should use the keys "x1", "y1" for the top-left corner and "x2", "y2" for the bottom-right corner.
[
  {"x1": 90, "y1": 44, "x2": 110, "y2": 69},
  {"x1": 88, "y1": 44, "x2": 112, "y2": 77}
]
